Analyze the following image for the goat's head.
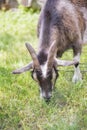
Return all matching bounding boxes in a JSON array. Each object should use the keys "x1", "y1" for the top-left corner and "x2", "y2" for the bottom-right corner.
[
  {"x1": 13, "y1": 43, "x2": 58, "y2": 101},
  {"x1": 12, "y1": 43, "x2": 79, "y2": 101}
]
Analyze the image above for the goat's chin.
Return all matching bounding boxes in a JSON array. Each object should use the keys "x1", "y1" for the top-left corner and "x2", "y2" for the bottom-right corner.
[{"x1": 40, "y1": 96, "x2": 51, "y2": 102}]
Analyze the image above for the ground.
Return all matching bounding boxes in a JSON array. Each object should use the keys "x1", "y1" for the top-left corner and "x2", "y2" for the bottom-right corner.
[{"x1": 0, "y1": 10, "x2": 87, "y2": 130}]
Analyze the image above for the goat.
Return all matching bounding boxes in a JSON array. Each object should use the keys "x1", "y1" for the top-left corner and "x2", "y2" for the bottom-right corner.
[{"x1": 13, "y1": 0, "x2": 86, "y2": 101}]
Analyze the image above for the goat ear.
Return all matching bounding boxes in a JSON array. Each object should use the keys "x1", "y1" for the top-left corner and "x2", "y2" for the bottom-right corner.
[
  {"x1": 54, "y1": 58, "x2": 79, "y2": 66},
  {"x1": 25, "y1": 43, "x2": 41, "y2": 70},
  {"x1": 12, "y1": 62, "x2": 33, "y2": 74}
]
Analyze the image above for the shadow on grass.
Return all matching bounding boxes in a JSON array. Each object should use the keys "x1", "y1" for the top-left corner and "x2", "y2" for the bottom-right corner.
[{"x1": 50, "y1": 88, "x2": 67, "y2": 108}]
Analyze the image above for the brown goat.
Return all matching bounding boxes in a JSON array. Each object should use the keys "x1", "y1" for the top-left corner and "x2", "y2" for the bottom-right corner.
[{"x1": 13, "y1": 0, "x2": 86, "y2": 101}]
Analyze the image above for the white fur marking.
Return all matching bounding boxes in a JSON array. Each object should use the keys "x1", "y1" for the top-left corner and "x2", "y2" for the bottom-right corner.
[
  {"x1": 72, "y1": 66, "x2": 82, "y2": 83},
  {"x1": 40, "y1": 88, "x2": 52, "y2": 99},
  {"x1": 41, "y1": 62, "x2": 47, "y2": 78},
  {"x1": 72, "y1": 53, "x2": 82, "y2": 83}
]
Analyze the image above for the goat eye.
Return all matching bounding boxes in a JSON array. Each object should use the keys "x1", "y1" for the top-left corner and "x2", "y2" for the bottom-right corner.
[{"x1": 35, "y1": 70, "x2": 42, "y2": 79}]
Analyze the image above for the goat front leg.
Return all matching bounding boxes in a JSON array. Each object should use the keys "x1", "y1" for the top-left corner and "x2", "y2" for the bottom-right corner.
[{"x1": 72, "y1": 44, "x2": 82, "y2": 83}]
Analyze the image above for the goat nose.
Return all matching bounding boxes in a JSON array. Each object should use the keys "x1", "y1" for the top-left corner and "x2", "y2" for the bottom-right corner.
[{"x1": 44, "y1": 96, "x2": 51, "y2": 102}]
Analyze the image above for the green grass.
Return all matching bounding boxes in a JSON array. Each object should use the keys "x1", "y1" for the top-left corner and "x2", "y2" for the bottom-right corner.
[{"x1": 0, "y1": 10, "x2": 87, "y2": 130}]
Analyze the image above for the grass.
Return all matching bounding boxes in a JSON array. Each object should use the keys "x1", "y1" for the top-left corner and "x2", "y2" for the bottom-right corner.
[{"x1": 0, "y1": 10, "x2": 87, "y2": 130}]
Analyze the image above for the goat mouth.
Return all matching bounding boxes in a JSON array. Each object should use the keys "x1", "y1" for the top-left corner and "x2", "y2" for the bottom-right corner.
[{"x1": 43, "y1": 96, "x2": 51, "y2": 102}]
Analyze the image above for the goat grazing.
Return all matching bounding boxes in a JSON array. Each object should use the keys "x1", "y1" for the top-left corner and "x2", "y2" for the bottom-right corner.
[{"x1": 13, "y1": 0, "x2": 86, "y2": 101}]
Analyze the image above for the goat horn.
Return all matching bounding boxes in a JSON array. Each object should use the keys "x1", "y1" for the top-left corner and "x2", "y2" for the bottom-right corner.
[
  {"x1": 54, "y1": 58, "x2": 79, "y2": 66},
  {"x1": 12, "y1": 62, "x2": 33, "y2": 74},
  {"x1": 47, "y1": 41, "x2": 57, "y2": 69},
  {"x1": 25, "y1": 43, "x2": 40, "y2": 70}
]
